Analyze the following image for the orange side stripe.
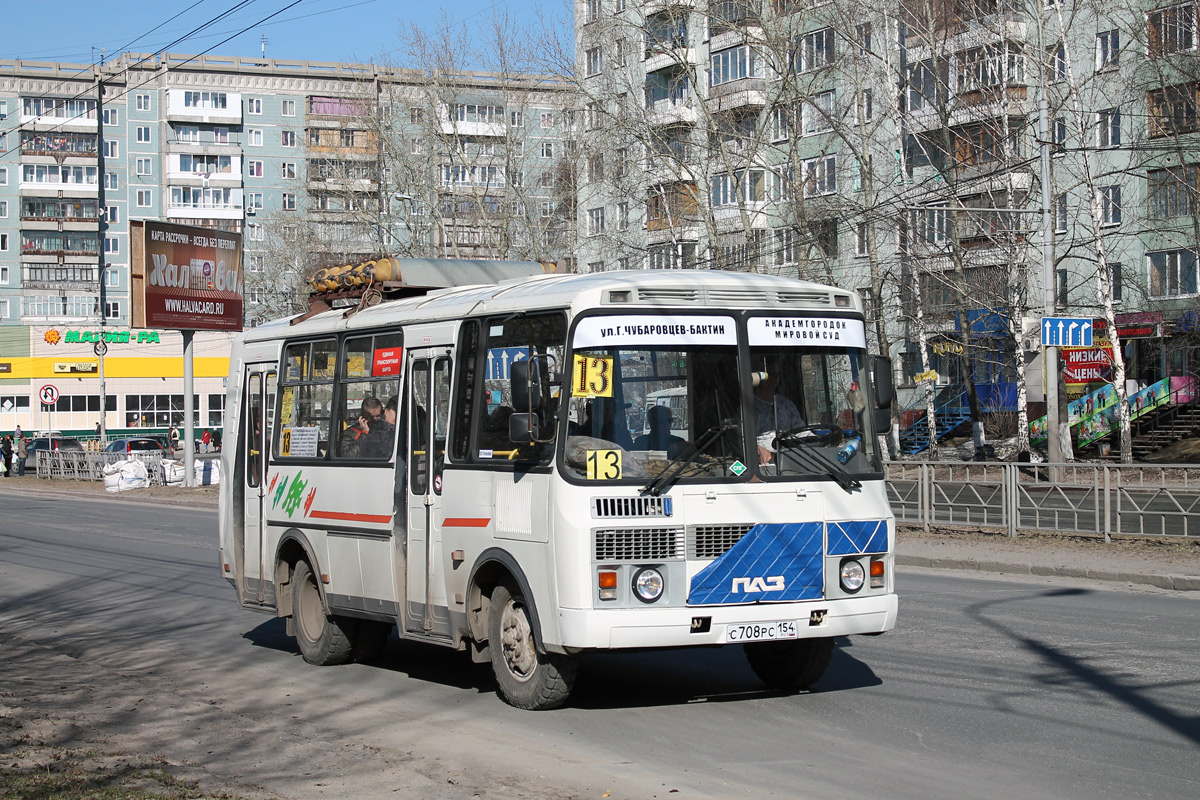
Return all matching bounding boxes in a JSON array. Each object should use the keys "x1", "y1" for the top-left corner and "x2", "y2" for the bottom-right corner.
[
  {"x1": 442, "y1": 517, "x2": 492, "y2": 528},
  {"x1": 309, "y1": 510, "x2": 394, "y2": 524}
]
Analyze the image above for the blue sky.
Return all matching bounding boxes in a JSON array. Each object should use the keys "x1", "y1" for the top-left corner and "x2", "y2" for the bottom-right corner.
[{"x1": 3, "y1": 0, "x2": 561, "y2": 67}]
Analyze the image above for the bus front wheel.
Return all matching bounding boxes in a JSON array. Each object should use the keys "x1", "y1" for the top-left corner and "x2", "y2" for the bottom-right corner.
[
  {"x1": 488, "y1": 582, "x2": 576, "y2": 710},
  {"x1": 292, "y1": 560, "x2": 354, "y2": 666},
  {"x1": 744, "y1": 637, "x2": 834, "y2": 691}
]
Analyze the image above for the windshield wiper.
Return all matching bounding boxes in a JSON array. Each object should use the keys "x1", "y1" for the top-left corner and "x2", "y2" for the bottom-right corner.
[
  {"x1": 775, "y1": 440, "x2": 861, "y2": 492},
  {"x1": 640, "y1": 421, "x2": 737, "y2": 497}
]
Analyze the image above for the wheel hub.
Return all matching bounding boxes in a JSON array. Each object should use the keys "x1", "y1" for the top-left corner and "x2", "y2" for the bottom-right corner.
[{"x1": 500, "y1": 599, "x2": 536, "y2": 680}]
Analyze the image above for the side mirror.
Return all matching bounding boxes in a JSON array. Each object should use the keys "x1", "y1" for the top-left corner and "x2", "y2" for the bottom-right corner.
[
  {"x1": 511, "y1": 360, "x2": 543, "y2": 412},
  {"x1": 872, "y1": 355, "x2": 894, "y2": 409},
  {"x1": 509, "y1": 412, "x2": 540, "y2": 443},
  {"x1": 874, "y1": 408, "x2": 892, "y2": 434}
]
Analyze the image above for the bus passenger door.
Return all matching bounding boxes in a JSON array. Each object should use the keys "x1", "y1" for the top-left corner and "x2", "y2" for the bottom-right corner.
[
  {"x1": 404, "y1": 350, "x2": 453, "y2": 637},
  {"x1": 240, "y1": 367, "x2": 276, "y2": 606}
]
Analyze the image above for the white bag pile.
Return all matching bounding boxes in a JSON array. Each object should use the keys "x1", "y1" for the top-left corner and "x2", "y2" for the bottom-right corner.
[
  {"x1": 161, "y1": 459, "x2": 186, "y2": 486},
  {"x1": 194, "y1": 458, "x2": 221, "y2": 486},
  {"x1": 103, "y1": 458, "x2": 150, "y2": 493}
]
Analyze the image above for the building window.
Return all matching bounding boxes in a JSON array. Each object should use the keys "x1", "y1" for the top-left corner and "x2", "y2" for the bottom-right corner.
[
  {"x1": 588, "y1": 207, "x2": 606, "y2": 236},
  {"x1": 104, "y1": 268, "x2": 119, "y2": 287},
  {"x1": 1097, "y1": 29, "x2": 1120, "y2": 70},
  {"x1": 103, "y1": 108, "x2": 118, "y2": 126},
  {"x1": 803, "y1": 90, "x2": 835, "y2": 135},
  {"x1": 105, "y1": 172, "x2": 118, "y2": 190},
  {"x1": 248, "y1": 160, "x2": 263, "y2": 178},
  {"x1": 0, "y1": 200, "x2": 6, "y2": 218},
  {"x1": 103, "y1": 140, "x2": 118, "y2": 158},
  {"x1": 587, "y1": 261, "x2": 603, "y2": 273},
  {"x1": 540, "y1": 141, "x2": 555, "y2": 158},
  {"x1": 770, "y1": 105, "x2": 789, "y2": 142},
  {"x1": 1149, "y1": 4, "x2": 1197, "y2": 56},
  {"x1": 281, "y1": 130, "x2": 296, "y2": 147},
  {"x1": 105, "y1": 300, "x2": 121, "y2": 320},
  {"x1": 104, "y1": 237, "x2": 119, "y2": 254},
  {"x1": 174, "y1": 125, "x2": 199, "y2": 143},
  {"x1": 855, "y1": 221, "x2": 870, "y2": 256},
  {"x1": 248, "y1": 254, "x2": 265, "y2": 272},
  {"x1": 135, "y1": 93, "x2": 151, "y2": 111},
  {"x1": 1110, "y1": 263, "x2": 1123, "y2": 303},
  {"x1": 1149, "y1": 249, "x2": 1198, "y2": 297},
  {"x1": 135, "y1": 126, "x2": 151, "y2": 143},
  {"x1": 247, "y1": 223, "x2": 264, "y2": 242},
  {"x1": 0, "y1": 233, "x2": 7, "y2": 251},
  {"x1": 1053, "y1": 193, "x2": 1068, "y2": 233},
  {"x1": 796, "y1": 27, "x2": 835, "y2": 72},
  {"x1": 802, "y1": 155, "x2": 837, "y2": 196},
  {"x1": 247, "y1": 97, "x2": 262, "y2": 114},
  {"x1": 409, "y1": 107, "x2": 423, "y2": 123},
  {"x1": 1047, "y1": 43, "x2": 1067, "y2": 81},
  {"x1": 282, "y1": 99, "x2": 296, "y2": 116},
  {"x1": 136, "y1": 189, "x2": 152, "y2": 207},
  {"x1": 540, "y1": 112, "x2": 555, "y2": 128},
  {"x1": 617, "y1": 202, "x2": 629, "y2": 231},
  {"x1": 247, "y1": 129, "x2": 263, "y2": 146},
  {"x1": 587, "y1": 154, "x2": 604, "y2": 182},
  {"x1": 585, "y1": 0, "x2": 600, "y2": 24},
  {"x1": 135, "y1": 157, "x2": 152, "y2": 176},
  {"x1": 1097, "y1": 108, "x2": 1121, "y2": 147},
  {"x1": 282, "y1": 162, "x2": 297, "y2": 179},
  {"x1": 1053, "y1": 116, "x2": 1067, "y2": 152},
  {"x1": 857, "y1": 89, "x2": 873, "y2": 123},
  {"x1": 248, "y1": 192, "x2": 264, "y2": 210},
  {"x1": 1099, "y1": 185, "x2": 1122, "y2": 225},
  {"x1": 1056, "y1": 268, "x2": 1069, "y2": 308},
  {"x1": 0, "y1": 167, "x2": 6, "y2": 185},
  {"x1": 1148, "y1": 83, "x2": 1199, "y2": 137},
  {"x1": 711, "y1": 45, "x2": 764, "y2": 86},
  {"x1": 586, "y1": 46, "x2": 603, "y2": 77},
  {"x1": 856, "y1": 23, "x2": 872, "y2": 55},
  {"x1": 1148, "y1": 165, "x2": 1199, "y2": 217},
  {"x1": 106, "y1": 205, "x2": 118, "y2": 223},
  {"x1": 281, "y1": 193, "x2": 296, "y2": 211},
  {"x1": 540, "y1": 201, "x2": 555, "y2": 218}
]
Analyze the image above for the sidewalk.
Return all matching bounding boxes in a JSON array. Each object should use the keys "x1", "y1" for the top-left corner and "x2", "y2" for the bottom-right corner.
[{"x1": 3, "y1": 477, "x2": 1198, "y2": 592}]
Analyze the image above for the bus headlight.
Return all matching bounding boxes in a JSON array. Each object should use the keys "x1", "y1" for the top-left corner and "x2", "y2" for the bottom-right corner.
[
  {"x1": 839, "y1": 558, "x2": 865, "y2": 594},
  {"x1": 632, "y1": 568, "x2": 664, "y2": 603}
]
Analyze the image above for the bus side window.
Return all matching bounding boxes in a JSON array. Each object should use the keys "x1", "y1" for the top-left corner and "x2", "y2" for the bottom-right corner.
[
  {"x1": 474, "y1": 312, "x2": 566, "y2": 463},
  {"x1": 336, "y1": 333, "x2": 402, "y2": 460},
  {"x1": 276, "y1": 339, "x2": 336, "y2": 459}
]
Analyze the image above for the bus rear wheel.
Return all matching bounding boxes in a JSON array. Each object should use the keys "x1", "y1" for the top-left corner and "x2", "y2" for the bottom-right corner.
[
  {"x1": 292, "y1": 560, "x2": 354, "y2": 666},
  {"x1": 744, "y1": 637, "x2": 834, "y2": 691},
  {"x1": 488, "y1": 582, "x2": 576, "y2": 710}
]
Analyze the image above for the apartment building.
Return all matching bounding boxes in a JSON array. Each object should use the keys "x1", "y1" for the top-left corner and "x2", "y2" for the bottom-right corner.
[
  {"x1": 575, "y1": 0, "x2": 1200, "y2": 415},
  {"x1": 0, "y1": 53, "x2": 572, "y2": 435}
]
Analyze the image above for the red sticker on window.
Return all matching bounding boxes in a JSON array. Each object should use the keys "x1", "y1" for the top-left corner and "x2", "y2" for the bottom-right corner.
[{"x1": 373, "y1": 347, "x2": 402, "y2": 376}]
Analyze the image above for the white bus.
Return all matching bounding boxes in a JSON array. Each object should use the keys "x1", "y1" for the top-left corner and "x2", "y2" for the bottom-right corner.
[{"x1": 219, "y1": 265, "x2": 898, "y2": 709}]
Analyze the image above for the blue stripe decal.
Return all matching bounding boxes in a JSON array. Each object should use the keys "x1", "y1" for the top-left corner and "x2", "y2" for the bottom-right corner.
[
  {"x1": 687, "y1": 522, "x2": 824, "y2": 606},
  {"x1": 828, "y1": 520, "x2": 888, "y2": 556}
]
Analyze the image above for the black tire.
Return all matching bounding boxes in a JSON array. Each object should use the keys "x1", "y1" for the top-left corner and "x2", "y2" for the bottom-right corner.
[
  {"x1": 488, "y1": 582, "x2": 577, "y2": 710},
  {"x1": 351, "y1": 620, "x2": 393, "y2": 663},
  {"x1": 292, "y1": 560, "x2": 354, "y2": 666},
  {"x1": 744, "y1": 637, "x2": 835, "y2": 691}
]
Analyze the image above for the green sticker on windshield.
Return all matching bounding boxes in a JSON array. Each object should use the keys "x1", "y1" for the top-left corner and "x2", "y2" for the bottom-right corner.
[{"x1": 730, "y1": 460, "x2": 747, "y2": 476}]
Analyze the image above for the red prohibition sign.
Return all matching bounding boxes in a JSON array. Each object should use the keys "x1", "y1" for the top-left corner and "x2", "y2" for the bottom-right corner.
[{"x1": 39, "y1": 384, "x2": 60, "y2": 405}]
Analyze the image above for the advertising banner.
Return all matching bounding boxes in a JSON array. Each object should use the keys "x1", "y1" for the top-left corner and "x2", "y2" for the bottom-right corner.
[
  {"x1": 132, "y1": 221, "x2": 243, "y2": 331},
  {"x1": 1062, "y1": 346, "x2": 1114, "y2": 385}
]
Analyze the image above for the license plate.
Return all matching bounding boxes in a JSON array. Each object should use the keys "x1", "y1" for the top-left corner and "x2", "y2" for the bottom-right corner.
[{"x1": 726, "y1": 620, "x2": 798, "y2": 643}]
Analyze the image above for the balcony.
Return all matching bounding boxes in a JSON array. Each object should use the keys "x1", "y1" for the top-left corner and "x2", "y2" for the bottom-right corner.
[
  {"x1": 165, "y1": 89, "x2": 243, "y2": 125},
  {"x1": 709, "y1": 78, "x2": 767, "y2": 112},
  {"x1": 20, "y1": 132, "x2": 98, "y2": 159}
]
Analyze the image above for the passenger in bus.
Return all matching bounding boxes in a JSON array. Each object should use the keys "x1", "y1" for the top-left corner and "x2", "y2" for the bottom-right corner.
[
  {"x1": 633, "y1": 405, "x2": 687, "y2": 456},
  {"x1": 362, "y1": 397, "x2": 397, "y2": 459},
  {"x1": 339, "y1": 396, "x2": 384, "y2": 457},
  {"x1": 571, "y1": 398, "x2": 634, "y2": 449},
  {"x1": 753, "y1": 359, "x2": 805, "y2": 464}
]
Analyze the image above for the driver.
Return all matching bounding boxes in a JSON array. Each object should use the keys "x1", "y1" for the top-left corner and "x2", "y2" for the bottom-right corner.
[{"x1": 753, "y1": 358, "x2": 805, "y2": 465}]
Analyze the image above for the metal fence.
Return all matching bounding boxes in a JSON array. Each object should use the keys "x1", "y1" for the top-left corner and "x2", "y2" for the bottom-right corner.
[
  {"x1": 36, "y1": 450, "x2": 169, "y2": 485},
  {"x1": 886, "y1": 461, "x2": 1200, "y2": 540}
]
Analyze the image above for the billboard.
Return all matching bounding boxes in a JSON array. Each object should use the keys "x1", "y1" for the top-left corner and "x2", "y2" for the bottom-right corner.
[{"x1": 131, "y1": 220, "x2": 243, "y2": 331}]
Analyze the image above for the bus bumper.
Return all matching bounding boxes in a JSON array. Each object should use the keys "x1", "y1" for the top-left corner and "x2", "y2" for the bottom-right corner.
[{"x1": 555, "y1": 593, "x2": 898, "y2": 650}]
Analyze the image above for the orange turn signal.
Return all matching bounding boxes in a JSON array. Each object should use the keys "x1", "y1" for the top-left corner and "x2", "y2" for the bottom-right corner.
[
  {"x1": 870, "y1": 560, "x2": 885, "y2": 577},
  {"x1": 598, "y1": 571, "x2": 618, "y2": 588}
]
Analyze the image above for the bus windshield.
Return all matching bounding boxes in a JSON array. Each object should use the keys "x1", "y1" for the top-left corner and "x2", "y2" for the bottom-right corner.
[{"x1": 560, "y1": 312, "x2": 881, "y2": 484}]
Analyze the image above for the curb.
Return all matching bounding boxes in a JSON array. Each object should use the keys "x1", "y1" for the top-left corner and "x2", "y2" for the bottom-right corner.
[
  {"x1": 897, "y1": 554, "x2": 1200, "y2": 592},
  {"x1": 0, "y1": 485, "x2": 219, "y2": 510}
]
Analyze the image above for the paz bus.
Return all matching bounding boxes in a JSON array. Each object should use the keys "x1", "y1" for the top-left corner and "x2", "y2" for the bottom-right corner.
[{"x1": 218, "y1": 261, "x2": 898, "y2": 710}]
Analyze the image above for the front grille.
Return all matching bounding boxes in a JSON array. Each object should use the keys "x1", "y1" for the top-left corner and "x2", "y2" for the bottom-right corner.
[
  {"x1": 594, "y1": 528, "x2": 686, "y2": 562},
  {"x1": 690, "y1": 524, "x2": 754, "y2": 560},
  {"x1": 592, "y1": 496, "x2": 671, "y2": 519}
]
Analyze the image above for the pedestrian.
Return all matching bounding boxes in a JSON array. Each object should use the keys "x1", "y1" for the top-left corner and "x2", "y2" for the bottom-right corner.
[
  {"x1": 169, "y1": 424, "x2": 180, "y2": 454},
  {"x1": 0, "y1": 435, "x2": 11, "y2": 478},
  {"x1": 201, "y1": 428, "x2": 212, "y2": 452},
  {"x1": 211, "y1": 428, "x2": 223, "y2": 451},
  {"x1": 15, "y1": 434, "x2": 28, "y2": 476}
]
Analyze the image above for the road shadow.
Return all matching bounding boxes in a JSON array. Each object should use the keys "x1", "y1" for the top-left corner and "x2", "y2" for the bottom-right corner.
[
  {"x1": 244, "y1": 620, "x2": 882, "y2": 709},
  {"x1": 967, "y1": 586, "x2": 1200, "y2": 746}
]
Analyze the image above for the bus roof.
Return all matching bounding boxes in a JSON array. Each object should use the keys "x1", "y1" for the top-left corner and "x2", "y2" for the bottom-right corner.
[{"x1": 239, "y1": 269, "x2": 862, "y2": 343}]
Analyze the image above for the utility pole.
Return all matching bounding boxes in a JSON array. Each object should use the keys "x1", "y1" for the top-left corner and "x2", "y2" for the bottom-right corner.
[
  {"x1": 95, "y1": 57, "x2": 109, "y2": 444},
  {"x1": 1036, "y1": 3, "x2": 1062, "y2": 467}
]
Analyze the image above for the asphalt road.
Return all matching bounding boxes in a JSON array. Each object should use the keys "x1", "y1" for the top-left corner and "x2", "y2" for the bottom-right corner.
[{"x1": 0, "y1": 489, "x2": 1197, "y2": 799}]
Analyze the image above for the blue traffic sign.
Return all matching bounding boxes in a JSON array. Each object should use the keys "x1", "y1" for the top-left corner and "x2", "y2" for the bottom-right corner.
[
  {"x1": 485, "y1": 347, "x2": 530, "y2": 380},
  {"x1": 1042, "y1": 316, "x2": 1093, "y2": 347}
]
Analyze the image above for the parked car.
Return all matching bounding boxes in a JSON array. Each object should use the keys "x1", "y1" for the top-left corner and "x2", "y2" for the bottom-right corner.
[
  {"x1": 104, "y1": 437, "x2": 166, "y2": 455},
  {"x1": 25, "y1": 437, "x2": 84, "y2": 470}
]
